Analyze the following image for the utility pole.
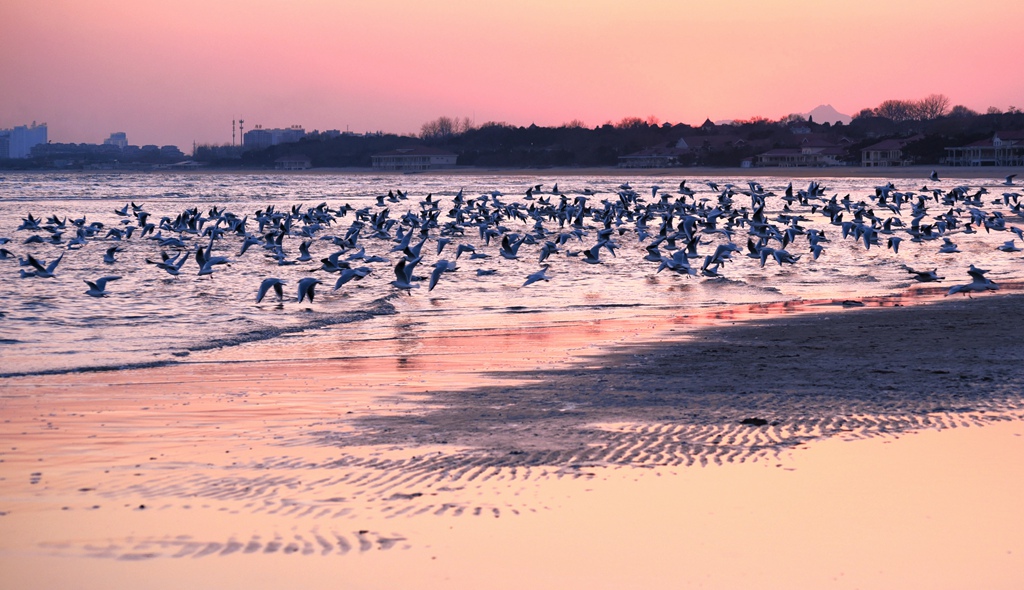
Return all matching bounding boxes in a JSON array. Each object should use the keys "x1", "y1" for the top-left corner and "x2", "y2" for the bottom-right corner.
[{"x1": 232, "y1": 120, "x2": 236, "y2": 146}]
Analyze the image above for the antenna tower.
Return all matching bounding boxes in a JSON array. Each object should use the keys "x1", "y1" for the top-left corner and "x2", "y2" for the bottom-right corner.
[{"x1": 239, "y1": 119, "x2": 245, "y2": 147}]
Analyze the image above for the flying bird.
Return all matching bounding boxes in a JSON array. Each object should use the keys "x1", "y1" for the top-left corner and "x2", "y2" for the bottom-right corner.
[
  {"x1": 25, "y1": 253, "x2": 63, "y2": 278},
  {"x1": 429, "y1": 259, "x2": 454, "y2": 291},
  {"x1": 256, "y1": 278, "x2": 286, "y2": 303},
  {"x1": 523, "y1": 266, "x2": 551, "y2": 287},
  {"x1": 297, "y1": 277, "x2": 323, "y2": 303},
  {"x1": 84, "y1": 276, "x2": 121, "y2": 297}
]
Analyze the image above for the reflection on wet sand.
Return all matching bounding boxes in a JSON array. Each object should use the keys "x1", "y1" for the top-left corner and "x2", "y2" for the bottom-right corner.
[{"x1": 2, "y1": 294, "x2": 1024, "y2": 588}]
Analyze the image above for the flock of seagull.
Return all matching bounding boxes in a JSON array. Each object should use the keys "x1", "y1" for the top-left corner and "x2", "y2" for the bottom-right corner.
[{"x1": 1, "y1": 173, "x2": 1021, "y2": 303}]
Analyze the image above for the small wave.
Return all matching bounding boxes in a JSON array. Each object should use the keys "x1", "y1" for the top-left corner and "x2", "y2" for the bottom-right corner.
[
  {"x1": 0, "y1": 297, "x2": 397, "y2": 379},
  {"x1": 192, "y1": 297, "x2": 396, "y2": 352}
]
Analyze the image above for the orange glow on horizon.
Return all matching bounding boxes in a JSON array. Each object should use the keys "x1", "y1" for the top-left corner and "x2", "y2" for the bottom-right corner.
[{"x1": 1, "y1": 0, "x2": 1022, "y2": 148}]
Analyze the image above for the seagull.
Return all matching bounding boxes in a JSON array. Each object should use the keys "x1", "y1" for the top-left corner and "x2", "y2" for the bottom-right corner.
[
  {"x1": 929, "y1": 170, "x2": 940, "y2": 182},
  {"x1": 938, "y1": 237, "x2": 960, "y2": 254},
  {"x1": 198, "y1": 254, "x2": 231, "y2": 276},
  {"x1": 256, "y1": 278, "x2": 286, "y2": 303},
  {"x1": 907, "y1": 268, "x2": 944, "y2": 282},
  {"x1": 429, "y1": 259, "x2": 453, "y2": 291},
  {"x1": 146, "y1": 250, "x2": 189, "y2": 276},
  {"x1": 499, "y1": 234, "x2": 524, "y2": 260},
  {"x1": 297, "y1": 277, "x2": 323, "y2": 303},
  {"x1": 523, "y1": 266, "x2": 551, "y2": 287},
  {"x1": 436, "y1": 237, "x2": 452, "y2": 256},
  {"x1": 333, "y1": 266, "x2": 371, "y2": 290},
  {"x1": 538, "y1": 241, "x2": 559, "y2": 263},
  {"x1": 296, "y1": 240, "x2": 313, "y2": 262},
  {"x1": 946, "y1": 266, "x2": 998, "y2": 297},
  {"x1": 84, "y1": 276, "x2": 121, "y2": 297},
  {"x1": 997, "y1": 240, "x2": 1022, "y2": 252},
  {"x1": 103, "y1": 245, "x2": 121, "y2": 264},
  {"x1": 391, "y1": 257, "x2": 420, "y2": 290},
  {"x1": 25, "y1": 253, "x2": 63, "y2": 278},
  {"x1": 886, "y1": 236, "x2": 902, "y2": 254},
  {"x1": 1003, "y1": 174, "x2": 1017, "y2": 186}
]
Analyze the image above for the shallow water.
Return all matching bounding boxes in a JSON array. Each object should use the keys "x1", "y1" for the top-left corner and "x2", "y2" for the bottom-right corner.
[{"x1": 1, "y1": 171, "x2": 1021, "y2": 375}]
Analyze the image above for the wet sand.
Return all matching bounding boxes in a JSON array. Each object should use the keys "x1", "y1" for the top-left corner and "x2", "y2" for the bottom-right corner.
[{"x1": 2, "y1": 293, "x2": 1024, "y2": 588}]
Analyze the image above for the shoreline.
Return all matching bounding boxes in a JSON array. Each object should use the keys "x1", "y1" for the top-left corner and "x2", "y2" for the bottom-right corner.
[
  {"x1": 2, "y1": 291, "x2": 1023, "y2": 588},
  {"x1": 3, "y1": 164, "x2": 1021, "y2": 180}
]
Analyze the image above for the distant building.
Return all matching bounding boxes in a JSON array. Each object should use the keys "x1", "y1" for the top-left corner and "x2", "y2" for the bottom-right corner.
[
  {"x1": 274, "y1": 155, "x2": 312, "y2": 170},
  {"x1": 618, "y1": 147, "x2": 688, "y2": 168},
  {"x1": 103, "y1": 132, "x2": 128, "y2": 149},
  {"x1": 243, "y1": 125, "x2": 306, "y2": 150},
  {"x1": 944, "y1": 131, "x2": 1024, "y2": 166},
  {"x1": 676, "y1": 135, "x2": 746, "y2": 152},
  {"x1": 160, "y1": 145, "x2": 185, "y2": 160},
  {"x1": 29, "y1": 138, "x2": 185, "y2": 167},
  {"x1": 757, "y1": 139, "x2": 847, "y2": 167},
  {"x1": 861, "y1": 136, "x2": 921, "y2": 167},
  {"x1": 371, "y1": 147, "x2": 457, "y2": 171},
  {"x1": 1, "y1": 122, "x2": 47, "y2": 159}
]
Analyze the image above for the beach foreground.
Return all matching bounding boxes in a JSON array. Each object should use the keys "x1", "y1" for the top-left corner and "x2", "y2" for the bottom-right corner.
[{"x1": 2, "y1": 294, "x2": 1023, "y2": 588}]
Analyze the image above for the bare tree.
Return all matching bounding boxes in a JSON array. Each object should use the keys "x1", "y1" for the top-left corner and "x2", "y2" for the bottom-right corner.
[
  {"x1": 875, "y1": 99, "x2": 917, "y2": 122},
  {"x1": 948, "y1": 105, "x2": 978, "y2": 118},
  {"x1": 420, "y1": 116, "x2": 474, "y2": 140},
  {"x1": 615, "y1": 116, "x2": 645, "y2": 129},
  {"x1": 916, "y1": 94, "x2": 951, "y2": 119}
]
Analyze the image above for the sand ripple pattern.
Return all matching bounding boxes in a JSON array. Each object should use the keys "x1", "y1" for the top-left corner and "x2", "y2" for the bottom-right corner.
[
  {"x1": 21, "y1": 297, "x2": 1024, "y2": 559},
  {"x1": 41, "y1": 529, "x2": 408, "y2": 561}
]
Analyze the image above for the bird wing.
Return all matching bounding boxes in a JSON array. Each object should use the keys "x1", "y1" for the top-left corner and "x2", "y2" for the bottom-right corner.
[
  {"x1": 429, "y1": 266, "x2": 444, "y2": 291},
  {"x1": 95, "y1": 276, "x2": 121, "y2": 289},
  {"x1": 26, "y1": 254, "x2": 47, "y2": 272}
]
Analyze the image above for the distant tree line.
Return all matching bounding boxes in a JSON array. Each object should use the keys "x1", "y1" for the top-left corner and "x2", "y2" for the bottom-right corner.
[
  {"x1": 250, "y1": 100, "x2": 1018, "y2": 168},
  {"x1": 5, "y1": 96, "x2": 1023, "y2": 170}
]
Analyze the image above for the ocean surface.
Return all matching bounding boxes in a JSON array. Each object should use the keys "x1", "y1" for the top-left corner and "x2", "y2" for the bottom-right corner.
[{"x1": 1, "y1": 171, "x2": 1021, "y2": 375}]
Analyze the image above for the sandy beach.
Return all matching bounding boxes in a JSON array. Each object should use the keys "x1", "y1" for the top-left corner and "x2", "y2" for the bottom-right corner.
[{"x1": 2, "y1": 292, "x2": 1023, "y2": 588}]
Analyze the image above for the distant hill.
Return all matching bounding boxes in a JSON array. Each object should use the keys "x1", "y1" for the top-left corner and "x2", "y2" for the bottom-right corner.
[{"x1": 803, "y1": 104, "x2": 852, "y2": 125}]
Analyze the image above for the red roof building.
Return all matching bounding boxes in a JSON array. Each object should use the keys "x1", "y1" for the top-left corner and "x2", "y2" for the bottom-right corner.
[{"x1": 945, "y1": 132, "x2": 1024, "y2": 166}]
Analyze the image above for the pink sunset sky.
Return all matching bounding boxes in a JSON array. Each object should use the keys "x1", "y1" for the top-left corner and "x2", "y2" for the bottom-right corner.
[{"x1": 2, "y1": 0, "x2": 1022, "y2": 150}]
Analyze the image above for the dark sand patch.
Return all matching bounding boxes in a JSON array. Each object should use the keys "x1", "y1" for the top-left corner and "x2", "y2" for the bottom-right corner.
[{"x1": 335, "y1": 294, "x2": 1024, "y2": 467}]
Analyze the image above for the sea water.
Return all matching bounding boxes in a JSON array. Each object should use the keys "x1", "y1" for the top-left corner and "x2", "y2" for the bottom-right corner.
[{"x1": 0, "y1": 171, "x2": 1020, "y2": 375}]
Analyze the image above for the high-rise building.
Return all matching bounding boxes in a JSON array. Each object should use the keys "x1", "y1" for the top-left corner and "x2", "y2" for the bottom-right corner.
[
  {"x1": 3, "y1": 123, "x2": 48, "y2": 158},
  {"x1": 103, "y1": 132, "x2": 128, "y2": 149},
  {"x1": 242, "y1": 125, "x2": 305, "y2": 150}
]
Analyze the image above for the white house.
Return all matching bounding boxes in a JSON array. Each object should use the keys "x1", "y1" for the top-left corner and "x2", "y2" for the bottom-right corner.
[
  {"x1": 371, "y1": 147, "x2": 457, "y2": 171},
  {"x1": 274, "y1": 155, "x2": 312, "y2": 170}
]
